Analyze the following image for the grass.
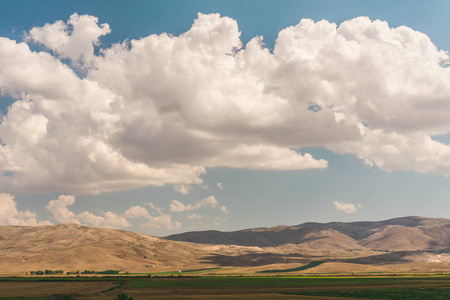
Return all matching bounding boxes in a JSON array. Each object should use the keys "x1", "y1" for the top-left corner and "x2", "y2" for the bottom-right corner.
[
  {"x1": 127, "y1": 275, "x2": 450, "y2": 288},
  {"x1": 289, "y1": 288, "x2": 450, "y2": 299}
]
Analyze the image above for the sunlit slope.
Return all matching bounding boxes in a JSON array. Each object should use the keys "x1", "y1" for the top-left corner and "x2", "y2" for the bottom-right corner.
[
  {"x1": 2, "y1": 217, "x2": 450, "y2": 275},
  {"x1": 0, "y1": 223, "x2": 247, "y2": 273}
]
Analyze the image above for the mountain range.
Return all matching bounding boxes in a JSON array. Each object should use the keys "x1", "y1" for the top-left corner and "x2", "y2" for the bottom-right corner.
[
  {"x1": 166, "y1": 216, "x2": 450, "y2": 252},
  {"x1": 2, "y1": 216, "x2": 450, "y2": 275}
]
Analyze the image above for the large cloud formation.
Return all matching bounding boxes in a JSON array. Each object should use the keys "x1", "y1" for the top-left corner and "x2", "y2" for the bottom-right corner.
[{"x1": 0, "y1": 13, "x2": 449, "y2": 195}]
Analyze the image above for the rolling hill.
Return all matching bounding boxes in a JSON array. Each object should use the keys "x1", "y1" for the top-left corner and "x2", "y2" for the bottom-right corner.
[
  {"x1": 0, "y1": 223, "x2": 265, "y2": 273},
  {"x1": 166, "y1": 216, "x2": 450, "y2": 251},
  {"x1": 2, "y1": 216, "x2": 450, "y2": 275}
]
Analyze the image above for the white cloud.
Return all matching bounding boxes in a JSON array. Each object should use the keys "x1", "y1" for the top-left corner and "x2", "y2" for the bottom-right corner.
[
  {"x1": 220, "y1": 205, "x2": 229, "y2": 214},
  {"x1": 169, "y1": 199, "x2": 200, "y2": 212},
  {"x1": 217, "y1": 182, "x2": 224, "y2": 190},
  {"x1": 174, "y1": 185, "x2": 192, "y2": 195},
  {"x1": 123, "y1": 205, "x2": 150, "y2": 218},
  {"x1": 45, "y1": 195, "x2": 79, "y2": 223},
  {"x1": 204, "y1": 145, "x2": 327, "y2": 170},
  {"x1": 46, "y1": 195, "x2": 131, "y2": 228},
  {"x1": 26, "y1": 13, "x2": 110, "y2": 64},
  {"x1": 0, "y1": 37, "x2": 204, "y2": 195},
  {"x1": 0, "y1": 194, "x2": 51, "y2": 226},
  {"x1": 169, "y1": 196, "x2": 228, "y2": 214},
  {"x1": 199, "y1": 195, "x2": 219, "y2": 208},
  {"x1": 333, "y1": 201, "x2": 361, "y2": 214},
  {"x1": 124, "y1": 203, "x2": 181, "y2": 230},
  {"x1": 0, "y1": 14, "x2": 449, "y2": 196},
  {"x1": 186, "y1": 213, "x2": 203, "y2": 220}
]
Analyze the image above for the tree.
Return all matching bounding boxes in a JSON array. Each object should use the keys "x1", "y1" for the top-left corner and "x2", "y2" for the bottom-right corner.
[{"x1": 114, "y1": 293, "x2": 134, "y2": 300}]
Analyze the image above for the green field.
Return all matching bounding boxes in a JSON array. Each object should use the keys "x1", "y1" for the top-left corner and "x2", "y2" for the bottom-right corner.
[
  {"x1": 289, "y1": 287, "x2": 450, "y2": 299},
  {"x1": 127, "y1": 275, "x2": 450, "y2": 288}
]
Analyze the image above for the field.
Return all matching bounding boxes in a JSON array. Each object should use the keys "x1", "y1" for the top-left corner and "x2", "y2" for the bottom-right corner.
[
  {"x1": 0, "y1": 281, "x2": 117, "y2": 298},
  {"x1": 3, "y1": 275, "x2": 450, "y2": 299}
]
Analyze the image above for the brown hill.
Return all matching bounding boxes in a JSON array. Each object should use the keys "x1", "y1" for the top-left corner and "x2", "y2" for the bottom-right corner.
[
  {"x1": 359, "y1": 225, "x2": 441, "y2": 251},
  {"x1": 2, "y1": 217, "x2": 450, "y2": 275},
  {"x1": 0, "y1": 223, "x2": 263, "y2": 273},
  {"x1": 166, "y1": 216, "x2": 450, "y2": 252},
  {"x1": 294, "y1": 229, "x2": 366, "y2": 251}
]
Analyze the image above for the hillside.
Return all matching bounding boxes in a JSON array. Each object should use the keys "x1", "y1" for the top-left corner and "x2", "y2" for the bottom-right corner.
[
  {"x1": 2, "y1": 217, "x2": 450, "y2": 275},
  {"x1": 166, "y1": 216, "x2": 450, "y2": 251},
  {"x1": 0, "y1": 223, "x2": 265, "y2": 273}
]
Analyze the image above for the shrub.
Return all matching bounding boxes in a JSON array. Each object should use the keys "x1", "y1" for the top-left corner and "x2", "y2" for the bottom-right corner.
[{"x1": 113, "y1": 293, "x2": 134, "y2": 300}]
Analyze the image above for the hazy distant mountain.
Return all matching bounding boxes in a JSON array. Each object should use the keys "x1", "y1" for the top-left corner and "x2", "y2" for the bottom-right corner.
[{"x1": 166, "y1": 216, "x2": 450, "y2": 252}]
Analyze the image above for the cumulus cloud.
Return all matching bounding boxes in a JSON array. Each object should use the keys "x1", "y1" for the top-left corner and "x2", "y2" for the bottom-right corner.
[
  {"x1": 124, "y1": 203, "x2": 181, "y2": 229},
  {"x1": 186, "y1": 213, "x2": 203, "y2": 220},
  {"x1": 46, "y1": 195, "x2": 131, "y2": 228},
  {"x1": 0, "y1": 194, "x2": 51, "y2": 226},
  {"x1": 217, "y1": 183, "x2": 224, "y2": 190},
  {"x1": 0, "y1": 37, "x2": 204, "y2": 194},
  {"x1": 0, "y1": 13, "x2": 449, "y2": 195},
  {"x1": 25, "y1": 13, "x2": 110, "y2": 63},
  {"x1": 174, "y1": 184, "x2": 192, "y2": 195},
  {"x1": 169, "y1": 199, "x2": 200, "y2": 212},
  {"x1": 333, "y1": 201, "x2": 361, "y2": 213},
  {"x1": 199, "y1": 196, "x2": 219, "y2": 208},
  {"x1": 169, "y1": 195, "x2": 228, "y2": 214}
]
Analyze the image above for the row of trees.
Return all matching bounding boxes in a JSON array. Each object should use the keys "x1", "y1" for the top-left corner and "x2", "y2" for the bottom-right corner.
[
  {"x1": 29, "y1": 270, "x2": 64, "y2": 275},
  {"x1": 80, "y1": 270, "x2": 120, "y2": 274}
]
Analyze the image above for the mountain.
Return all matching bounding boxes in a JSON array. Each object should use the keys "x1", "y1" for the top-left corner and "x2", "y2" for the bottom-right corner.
[
  {"x1": 3, "y1": 216, "x2": 450, "y2": 275},
  {"x1": 0, "y1": 223, "x2": 264, "y2": 273},
  {"x1": 166, "y1": 216, "x2": 450, "y2": 251}
]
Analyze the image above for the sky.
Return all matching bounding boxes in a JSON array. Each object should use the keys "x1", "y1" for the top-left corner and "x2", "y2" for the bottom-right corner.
[{"x1": 0, "y1": 0, "x2": 450, "y2": 236}]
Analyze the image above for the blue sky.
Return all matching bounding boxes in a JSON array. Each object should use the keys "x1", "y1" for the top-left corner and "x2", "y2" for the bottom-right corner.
[{"x1": 0, "y1": 1, "x2": 450, "y2": 236}]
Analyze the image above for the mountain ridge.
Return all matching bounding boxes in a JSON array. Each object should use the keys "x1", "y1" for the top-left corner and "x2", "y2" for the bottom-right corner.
[
  {"x1": 2, "y1": 216, "x2": 450, "y2": 275},
  {"x1": 165, "y1": 216, "x2": 450, "y2": 251}
]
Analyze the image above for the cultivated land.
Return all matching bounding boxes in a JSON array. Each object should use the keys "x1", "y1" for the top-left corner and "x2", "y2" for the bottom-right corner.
[{"x1": 3, "y1": 276, "x2": 450, "y2": 299}]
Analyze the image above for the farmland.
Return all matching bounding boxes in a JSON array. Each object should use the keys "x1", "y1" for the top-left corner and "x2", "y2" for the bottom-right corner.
[
  {"x1": 0, "y1": 280, "x2": 117, "y2": 298},
  {"x1": 3, "y1": 275, "x2": 450, "y2": 299},
  {"x1": 4, "y1": 222, "x2": 450, "y2": 298}
]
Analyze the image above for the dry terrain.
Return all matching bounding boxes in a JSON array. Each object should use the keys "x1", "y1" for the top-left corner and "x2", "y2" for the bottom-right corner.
[
  {"x1": 2, "y1": 216, "x2": 450, "y2": 275},
  {"x1": 167, "y1": 216, "x2": 450, "y2": 251}
]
